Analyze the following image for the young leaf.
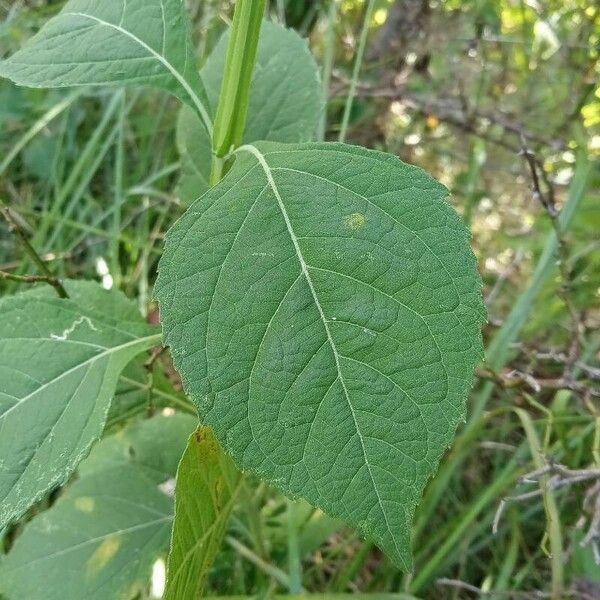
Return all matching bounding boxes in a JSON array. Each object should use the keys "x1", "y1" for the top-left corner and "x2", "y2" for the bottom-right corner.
[
  {"x1": 0, "y1": 0, "x2": 211, "y2": 129},
  {"x1": 0, "y1": 414, "x2": 196, "y2": 600},
  {"x1": 176, "y1": 21, "x2": 321, "y2": 204},
  {"x1": 165, "y1": 427, "x2": 242, "y2": 600},
  {"x1": 156, "y1": 142, "x2": 486, "y2": 569},
  {"x1": 0, "y1": 280, "x2": 161, "y2": 530}
]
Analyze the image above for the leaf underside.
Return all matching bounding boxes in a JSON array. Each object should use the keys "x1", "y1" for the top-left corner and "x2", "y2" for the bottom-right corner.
[
  {"x1": 0, "y1": 281, "x2": 161, "y2": 530},
  {"x1": 0, "y1": 415, "x2": 196, "y2": 600},
  {"x1": 177, "y1": 20, "x2": 322, "y2": 204},
  {"x1": 155, "y1": 141, "x2": 486, "y2": 569},
  {"x1": 0, "y1": 0, "x2": 210, "y2": 123}
]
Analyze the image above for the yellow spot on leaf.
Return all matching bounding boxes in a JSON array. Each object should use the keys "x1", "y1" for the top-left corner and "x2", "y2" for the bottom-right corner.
[
  {"x1": 75, "y1": 497, "x2": 95, "y2": 513},
  {"x1": 344, "y1": 212, "x2": 366, "y2": 230},
  {"x1": 87, "y1": 535, "x2": 121, "y2": 576}
]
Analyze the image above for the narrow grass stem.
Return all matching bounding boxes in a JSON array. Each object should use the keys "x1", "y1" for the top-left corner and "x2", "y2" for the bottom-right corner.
[
  {"x1": 338, "y1": 0, "x2": 376, "y2": 142},
  {"x1": 317, "y1": 0, "x2": 337, "y2": 141},
  {"x1": 286, "y1": 499, "x2": 302, "y2": 594},
  {"x1": 111, "y1": 90, "x2": 126, "y2": 288},
  {"x1": 515, "y1": 409, "x2": 564, "y2": 600}
]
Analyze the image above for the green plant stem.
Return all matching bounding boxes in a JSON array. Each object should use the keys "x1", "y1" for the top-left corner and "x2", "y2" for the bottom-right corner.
[
  {"x1": 0, "y1": 201, "x2": 68, "y2": 298},
  {"x1": 515, "y1": 408, "x2": 563, "y2": 600},
  {"x1": 409, "y1": 446, "x2": 525, "y2": 593},
  {"x1": 117, "y1": 376, "x2": 195, "y2": 414},
  {"x1": 317, "y1": 0, "x2": 337, "y2": 141},
  {"x1": 226, "y1": 535, "x2": 305, "y2": 592},
  {"x1": 338, "y1": 0, "x2": 376, "y2": 143},
  {"x1": 111, "y1": 91, "x2": 126, "y2": 288},
  {"x1": 287, "y1": 499, "x2": 302, "y2": 594},
  {"x1": 210, "y1": 0, "x2": 266, "y2": 186},
  {"x1": 332, "y1": 540, "x2": 373, "y2": 591},
  {"x1": 492, "y1": 511, "x2": 520, "y2": 597}
]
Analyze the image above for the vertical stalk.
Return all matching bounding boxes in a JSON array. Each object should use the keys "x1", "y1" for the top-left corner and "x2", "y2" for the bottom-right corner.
[
  {"x1": 468, "y1": 150, "x2": 591, "y2": 428},
  {"x1": 515, "y1": 408, "x2": 563, "y2": 600},
  {"x1": 317, "y1": 0, "x2": 337, "y2": 141},
  {"x1": 210, "y1": 0, "x2": 266, "y2": 186},
  {"x1": 338, "y1": 0, "x2": 376, "y2": 143},
  {"x1": 138, "y1": 196, "x2": 150, "y2": 316},
  {"x1": 111, "y1": 90, "x2": 126, "y2": 288},
  {"x1": 286, "y1": 499, "x2": 302, "y2": 594}
]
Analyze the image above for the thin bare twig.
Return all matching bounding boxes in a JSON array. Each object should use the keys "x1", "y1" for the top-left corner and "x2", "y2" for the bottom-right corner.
[
  {"x1": 518, "y1": 139, "x2": 583, "y2": 382},
  {"x1": 495, "y1": 462, "x2": 600, "y2": 563},
  {"x1": 437, "y1": 578, "x2": 597, "y2": 599},
  {"x1": 0, "y1": 270, "x2": 66, "y2": 289},
  {"x1": 476, "y1": 367, "x2": 600, "y2": 398},
  {"x1": 0, "y1": 201, "x2": 69, "y2": 298}
]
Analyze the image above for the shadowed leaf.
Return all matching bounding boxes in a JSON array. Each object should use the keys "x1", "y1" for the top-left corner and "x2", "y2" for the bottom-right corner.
[{"x1": 0, "y1": 280, "x2": 161, "y2": 530}]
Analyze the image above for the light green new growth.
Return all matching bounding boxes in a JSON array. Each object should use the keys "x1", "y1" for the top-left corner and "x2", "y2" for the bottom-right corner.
[
  {"x1": 0, "y1": 281, "x2": 161, "y2": 530},
  {"x1": 156, "y1": 141, "x2": 486, "y2": 569},
  {"x1": 165, "y1": 427, "x2": 242, "y2": 599}
]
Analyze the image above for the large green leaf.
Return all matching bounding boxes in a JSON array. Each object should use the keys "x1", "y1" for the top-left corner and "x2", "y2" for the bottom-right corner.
[
  {"x1": 155, "y1": 142, "x2": 486, "y2": 569},
  {"x1": 176, "y1": 20, "x2": 321, "y2": 204},
  {"x1": 0, "y1": 414, "x2": 196, "y2": 600},
  {"x1": 0, "y1": 280, "x2": 161, "y2": 530},
  {"x1": 165, "y1": 427, "x2": 242, "y2": 600},
  {"x1": 0, "y1": 0, "x2": 210, "y2": 127}
]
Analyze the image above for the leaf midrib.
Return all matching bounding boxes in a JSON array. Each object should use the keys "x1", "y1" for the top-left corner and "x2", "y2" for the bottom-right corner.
[
  {"x1": 0, "y1": 333, "x2": 162, "y2": 422},
  {"x1": 8, "y1": 515, "x2": 172, "y2": 570},
  {"x1": 236, "y1": 144, "x2": 403, "y2": 565}
]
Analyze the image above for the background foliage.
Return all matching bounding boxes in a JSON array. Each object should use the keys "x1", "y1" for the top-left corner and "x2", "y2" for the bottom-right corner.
[{"x1": 0, "y1": 0, "x2": 598, "y2": 598}]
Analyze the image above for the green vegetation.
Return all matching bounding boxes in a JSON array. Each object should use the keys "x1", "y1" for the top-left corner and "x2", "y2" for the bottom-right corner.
[{"x1": 0, "y1": 1, "x2": 598, "y2": 599}]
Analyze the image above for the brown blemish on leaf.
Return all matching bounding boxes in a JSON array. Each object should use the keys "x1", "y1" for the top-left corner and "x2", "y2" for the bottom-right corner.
[
  {"x1": 194, "y1": 427, "x2": 206, "y2": 444},
  {"x1": 194, "y1": 426, "x2": 218, "y2": 457}
]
